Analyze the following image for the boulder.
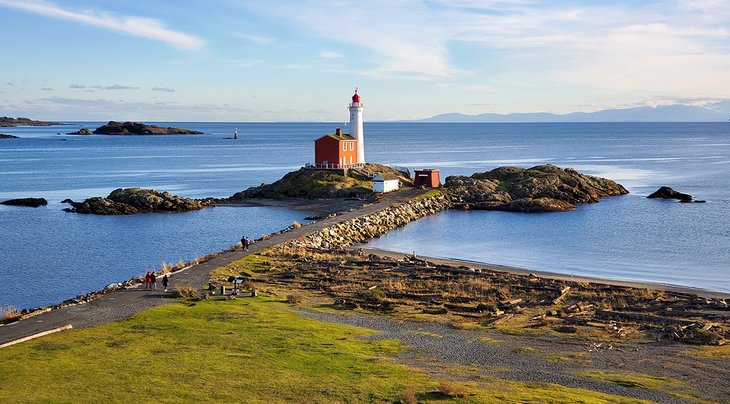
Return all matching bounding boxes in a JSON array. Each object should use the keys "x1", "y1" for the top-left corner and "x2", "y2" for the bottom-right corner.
[
  {"x1": 444, "y1": 164, "x2": 628, "y2": 212},
  {"x1": 67, "y1": 127, "x2": 93, "y2": 135},
  {"x1": 66, "y1": 188, "x2": 213, "y2": 215},
  {"x1": 1, "y1": 197, "x2": 48, "y2": 207},
  {"x1": 92, "y1": 121, "x2": 202, "y2": 135},
  {"x1": 647, "y1": 186, "x2": 692, "y2": 202}
]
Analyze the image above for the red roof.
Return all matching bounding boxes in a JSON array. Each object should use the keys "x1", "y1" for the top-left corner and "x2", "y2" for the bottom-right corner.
[{"x1": 352, "y1": 88, "x2": 360, "y2": 103}]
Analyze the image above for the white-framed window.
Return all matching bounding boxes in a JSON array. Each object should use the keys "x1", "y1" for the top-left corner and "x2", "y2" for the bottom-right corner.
[
  {"x1": 342, "y1": 142, "x2": 346, "y2": 151},
  {"x1": 350, "y1": 156, "x2": 353, "y2": 164},
  {"x1": 350, "y1": 142, "x2": 354, "y2": 151}
]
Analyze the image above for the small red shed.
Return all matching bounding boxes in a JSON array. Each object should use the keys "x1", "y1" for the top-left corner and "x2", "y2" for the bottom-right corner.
[
  {"x1": 414, "y1": 169, "x2": 441, "y2": 188},
  {"x1": 314, "y1": 128, "x2": 358, "y2": 168}
]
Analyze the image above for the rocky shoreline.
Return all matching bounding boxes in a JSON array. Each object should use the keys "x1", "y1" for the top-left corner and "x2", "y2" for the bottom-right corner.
[
  {"x1": 63, "y1": 188, "x2": 213, "y2": 215},
  {"x1": 90, "y1": 121, "x2": 203, "y2": 135},
  {"x1": 444, "y1": 164, "x2": 628, "y2": 212},
  {"x1": 0, "y1": 117, "x2": 62, "y2": 127}
]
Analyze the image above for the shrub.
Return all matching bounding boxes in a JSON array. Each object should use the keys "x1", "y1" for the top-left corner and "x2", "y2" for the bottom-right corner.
[
  {"x1": 1, "y1": 305, "x2": 20, "y2": 321},
  {"x1": 359, "y1": 288, "x2": 386, "y2": 302},
  {"x1": 400, "y1": 389, "x2": 417, "y2": 404},
  {"x1": 172, "y1": 286, "x2": 203, "y2": 302},
  {"x1": 286, "y1": 294, "x2": 304, "y2": 304},
  {"x1": 437, "y1": 380, "x2": 468, "y2": 398}
]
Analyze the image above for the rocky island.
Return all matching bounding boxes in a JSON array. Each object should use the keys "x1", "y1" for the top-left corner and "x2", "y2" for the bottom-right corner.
[
  {"x1": 444, "y1": 164, "x2": 628, "y2": 212},
  {"x1": 226, "y1": 163, "x2": 412, "y2": 201},
  {"x1": 0, "y1": 134, "x2": 20, "y2": 139},
  {"x1": 67, "y1": 128, "x2": 94, "y2": 136},
  {"x1": 64, "y1": 188, "x2": 213, "y2": 215},
  {"x1": 1, "y1": 198, "x2": 48, "y2": 207},
  {"x1": 647, "y1": 186, "x2": 693, "y2": 202},
  {"x1": 0, "y1": 116, "x2": 62, "y2": 127},
  {"x1": 92, "y1": 121, "x2": 203, "y2": 135}
]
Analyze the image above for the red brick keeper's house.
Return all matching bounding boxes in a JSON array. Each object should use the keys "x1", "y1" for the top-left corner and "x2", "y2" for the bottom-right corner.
[{"x1": 314, "y1": 128, "x2": 359, "y2": 168}]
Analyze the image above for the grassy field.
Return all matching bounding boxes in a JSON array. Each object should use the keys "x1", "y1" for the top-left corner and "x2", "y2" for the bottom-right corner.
[{"x1": 0, "y1": 296, "x2": 649, "y2": 403}]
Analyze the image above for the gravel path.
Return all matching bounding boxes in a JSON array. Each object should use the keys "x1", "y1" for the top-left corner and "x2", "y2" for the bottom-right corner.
[
  {"x1": 0, "y1": 191, "x2": 424, "y2": 345},
  {"x1": 295, "y1": 308, "x2": 727, "y2": 403}
]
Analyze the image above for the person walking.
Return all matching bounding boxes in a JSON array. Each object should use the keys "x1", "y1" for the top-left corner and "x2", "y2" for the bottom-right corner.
[
  {"x1": 144, "y1": 271, "x2": 151, "y2": 290},
  {"x1": 244, "y1": 237, "x2": 250, "y2": 251},
  {"x1": 240, "y1": 235, "x2": 246, "y2": 250},
  {"x1": 150, "y1": 272, "x2": 157, "y2": 291},
  {"x1": 162, "y1": 274, "x2": 169, "y2": 292}
]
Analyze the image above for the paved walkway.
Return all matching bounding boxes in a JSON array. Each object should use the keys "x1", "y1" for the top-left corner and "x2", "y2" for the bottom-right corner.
[{"x1": 0, "y1": 190, "x2": 426, "y2": 346}]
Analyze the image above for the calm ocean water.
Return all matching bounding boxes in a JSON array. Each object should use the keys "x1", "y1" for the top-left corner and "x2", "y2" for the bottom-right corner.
[{"x1": 1, "y1": 122, "x2": 729, "y2": 308}]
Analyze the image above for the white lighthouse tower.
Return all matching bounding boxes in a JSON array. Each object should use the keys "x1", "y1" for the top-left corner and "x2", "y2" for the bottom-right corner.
[{"x1": 349, "y1": 87, "x2": 365, "y2": 163}]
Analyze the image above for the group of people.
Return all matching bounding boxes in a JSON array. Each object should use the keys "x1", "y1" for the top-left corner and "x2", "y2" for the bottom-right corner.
[
  {"x1": 144, "y1": 272, "x2": 169, "y2": 292},
  {"x1": 240, "y1": 235, "x2": 251, "y2": 251}
]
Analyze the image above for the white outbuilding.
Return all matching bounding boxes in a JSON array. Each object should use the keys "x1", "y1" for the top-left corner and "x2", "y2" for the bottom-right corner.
[{"x1": 373, "y1": 173, "x2": 400, "y2": 193}]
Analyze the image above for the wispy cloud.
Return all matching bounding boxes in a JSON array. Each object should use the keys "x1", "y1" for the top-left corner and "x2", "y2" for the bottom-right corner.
[
  {"x1": 0, "y1": 0, "x2": 204, "y2": 50},
  {"x1": 91, "y1": 84, "x2": 138, "y2": 90},
  {"x1": 69, "y1": 84, "x2": 85, "y2": 89},
  {"x1": 246, "y1": 0, "x2": 730, "y2": 93},
  {"x1": 319, "y1": 50, "x2": 342, "y2": 59},
  {"x1": 152, "y1": 87, "x2": 176, "y2": 93},
  {"x1": 234, "y1": 33, "x2": 274, "y2": 44}
]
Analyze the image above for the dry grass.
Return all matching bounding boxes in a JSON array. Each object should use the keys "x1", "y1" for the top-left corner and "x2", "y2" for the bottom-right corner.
[
  {"x1": 171, "y1": 286, "x2": 204, "y2": 302},
  {"x1": 437, "y1": 380, "x2": 469, "y2": 398},
  {"x1": 1, "y1": 305, "x2": 20, "y2": 321},
  {"x1": 286, "y1": 294, "x2": 304, "y2": 304},
  {"x1": 399, "y1": 389, "x2": 417, "y2": 404}
]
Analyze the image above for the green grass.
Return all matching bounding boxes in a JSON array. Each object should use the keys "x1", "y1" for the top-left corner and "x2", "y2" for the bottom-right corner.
[
  {"x1": 685, "y1": 343, "x2": 730, "y2": 359},
  {"x1": 0, "y1": 298, "x2": 425, "y2": 402},
  {"x1": 416, "y1": 188, "x2": 443, "y2": 199},
  {"x1": 211, "y1": 250, "x2": 272, "y2": 281},
  {"x1": 0, "y1": 298, "x2": 653, "y2": 402},
  {"x1": 578, "y1": 370, "x2": 718, "y2": 404},
  {"x1": 578, "y1": 370, "x2": 681, "y2": 390}
]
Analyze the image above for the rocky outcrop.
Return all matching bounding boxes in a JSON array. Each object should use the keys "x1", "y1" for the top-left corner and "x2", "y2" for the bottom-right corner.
[
  {"x1": 0, "y1": 117, "x2": 62, "y2": 127},
  {"x1": 0, "y1": 134, "x2": 19, "y2": 139},
  {"x1": 67, "y1": 128, "x2": 93, "y2": 135},
  {"x1": 1, "y1": 198, "x2": 48, "y2": 207},
  {"x1": 647, "y1": 186, "x2": 693, "y2": 202},
  {"x1": 92, "y1": 121, "x2": 203, "y2": 135},
  {"x1": 444, "y1": 164, "x2": 628, "y2": 212},
  {"x1": 288, "y1": 194, "x2": 451, "y2": 250},
  {"x1": 227, "y1": 164, "x2": 412, "y2": 200},
  {"x1": 65, "y1": 188, "x2": 213, "y2": 215}
]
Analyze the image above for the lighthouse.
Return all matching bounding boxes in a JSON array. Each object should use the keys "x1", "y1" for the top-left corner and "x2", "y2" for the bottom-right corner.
[{"x1": 349, "y1": 87, "x2": 365, "y2": 163}]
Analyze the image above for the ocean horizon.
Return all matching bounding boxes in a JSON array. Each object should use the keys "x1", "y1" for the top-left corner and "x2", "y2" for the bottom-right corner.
[{"x1": 1, "y1": 121, "x2": 729, "y2": 309}]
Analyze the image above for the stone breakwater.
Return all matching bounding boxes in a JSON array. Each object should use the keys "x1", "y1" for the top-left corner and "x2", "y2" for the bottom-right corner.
[{"x1": 286, "y1": 194, "x2": 451, "y2": 250}]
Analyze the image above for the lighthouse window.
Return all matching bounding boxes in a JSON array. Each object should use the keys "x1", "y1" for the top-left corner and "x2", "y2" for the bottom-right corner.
[
  {"x1": 350, "y1": 142, "x2": 354, "y2": 151},
  {"x1": 342, "y1": 142, "x2": 346, "y2": 151}
]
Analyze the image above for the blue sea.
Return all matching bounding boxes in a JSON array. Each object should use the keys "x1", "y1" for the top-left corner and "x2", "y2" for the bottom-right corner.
[{"x1": 1, "y1": 122, "x2": 729, "y2": 308}]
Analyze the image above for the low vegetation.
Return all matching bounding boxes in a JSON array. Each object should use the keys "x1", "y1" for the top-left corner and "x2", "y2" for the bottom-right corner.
[
  {"x1": 0, "y1": 297, "x2": 647, "y2": 402},
  {"x1": 214, "y1": 246, "x2": 729, "y2": 345},
  {"x1": 226, "y1": 163, "x2": 412, "y2": 200}
]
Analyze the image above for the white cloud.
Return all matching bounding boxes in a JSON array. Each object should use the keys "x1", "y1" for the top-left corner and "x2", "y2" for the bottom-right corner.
[
  {"x1": 234, "y1": 33, "x2": 274, "y2": 44},
  {"x1": 319, "y1": 50, "x2": 342, "y2": 59},
  {"x1": 0, "y1": 0, "x2": 204, "y2": 50}
]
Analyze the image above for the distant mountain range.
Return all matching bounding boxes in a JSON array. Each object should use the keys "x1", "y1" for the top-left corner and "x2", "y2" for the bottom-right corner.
[{"x1": 420, "y1": 102, "x2": 730, "y2": 123}]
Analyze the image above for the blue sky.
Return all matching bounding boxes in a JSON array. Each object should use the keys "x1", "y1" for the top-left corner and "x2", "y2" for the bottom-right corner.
[{"x1": 1, "y1": 0, "x2": 729, "y2": 121}]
